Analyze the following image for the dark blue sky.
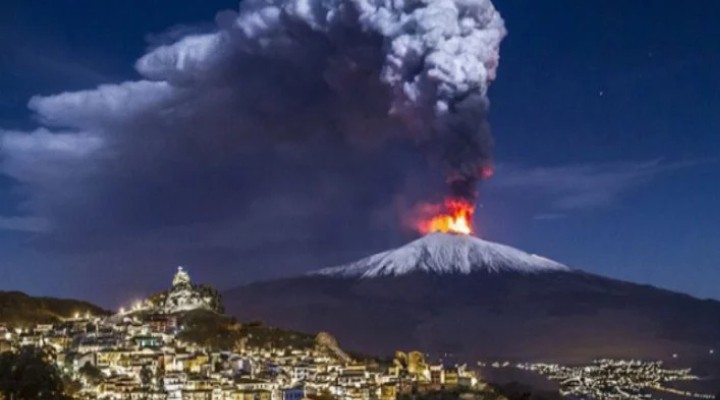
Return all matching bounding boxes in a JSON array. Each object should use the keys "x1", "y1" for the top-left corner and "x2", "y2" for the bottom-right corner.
[{"x1": 1, "y1": 0, "x2": 719, "y2": 306}]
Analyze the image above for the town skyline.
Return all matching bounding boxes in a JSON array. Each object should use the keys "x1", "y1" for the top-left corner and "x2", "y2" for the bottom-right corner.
[{"x1": 2, "y1": 266, "x2": 717, "y2": 400}]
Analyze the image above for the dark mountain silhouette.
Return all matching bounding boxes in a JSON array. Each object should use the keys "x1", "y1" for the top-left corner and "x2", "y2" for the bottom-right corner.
[
  {"x1": 225, "y1": 233, "x2": 720, "y2": 363},
  {"x1": 0, "y1": 291, "x2": 107, "y2": 326}
]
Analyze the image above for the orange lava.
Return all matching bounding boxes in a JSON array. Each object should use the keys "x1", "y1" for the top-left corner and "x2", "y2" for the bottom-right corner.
[{"x1": 417, "y1": 198, "x2": 475, "y2": 235}]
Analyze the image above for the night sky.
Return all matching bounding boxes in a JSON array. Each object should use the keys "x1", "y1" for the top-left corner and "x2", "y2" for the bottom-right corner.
[{"x1": 1, "y1": 0, "x2": 718, "y2": 307}]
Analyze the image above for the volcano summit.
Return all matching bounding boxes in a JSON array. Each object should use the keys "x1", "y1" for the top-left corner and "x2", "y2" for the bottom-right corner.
[
  {"x1": 314, "y1": 233, "x2": 569, "y2": 277},
  {"x1": 226, "y1": 234, "x2": 720, "y2": 363}
]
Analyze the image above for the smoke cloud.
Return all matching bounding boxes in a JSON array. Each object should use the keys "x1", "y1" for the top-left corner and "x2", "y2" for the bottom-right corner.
[
  {"x1": 0, "y1": 0, "x2": 505, "y2": 297},
  {"x1": 135, "y1": 0, "x2": 506, "y2": 198}
]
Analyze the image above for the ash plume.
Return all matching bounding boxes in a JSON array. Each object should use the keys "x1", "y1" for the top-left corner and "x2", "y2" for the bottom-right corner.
[
  {"x1": 138, "y1": 0, "x2": 507, "y2": 199},
  {"x1": 0, "y1": 0, "x2": 505, "y2": 295}
]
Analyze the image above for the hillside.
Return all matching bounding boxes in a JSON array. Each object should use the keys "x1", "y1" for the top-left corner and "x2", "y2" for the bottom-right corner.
[
  {"x1": 175, "y1": 309, "x2": 317, "y2": 351},
  {"x1": 225, "y1": 234, "x2": 720, "y2": 364},
  {"x1": 0, "y1": 291, "x2": 108, "y2": 326}
]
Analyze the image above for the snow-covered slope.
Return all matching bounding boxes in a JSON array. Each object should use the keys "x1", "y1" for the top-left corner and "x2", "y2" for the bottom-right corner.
[
  {"x1": 228, "y1": 233, "x2": 720, "y2": 363},
  {"x1": 313, "y1": 232, "x2": 570, "y2": 278}
]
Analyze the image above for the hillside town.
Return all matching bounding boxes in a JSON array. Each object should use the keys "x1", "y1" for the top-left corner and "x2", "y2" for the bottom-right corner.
[{"x1": 0, "y1": 268, "x2": 483, "y2": 400}]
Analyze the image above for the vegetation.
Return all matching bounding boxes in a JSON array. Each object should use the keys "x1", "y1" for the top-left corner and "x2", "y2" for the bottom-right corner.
[
  {"x1": 398, "y1": 388, "x2": 508, "y2": 400},
  {"x1": 489, "y1": 382, "x2": 563, "y2": 400},
  {"x1": 176, "y1": 311, "x2": 316, "y2": 352},
  {"x1": 194, "y1": 285, "x2": 224, "y2": 314},
  {"x1": 0, "y1": 346, "x2": 72, "y2": 400},
  {"x1": 78, "y1": 362, "x2": 104, "y2": 384},
  {"x1": 307, "y1": 389, "x2": 337, "y2": 400},
  {"x1": 176, "y1": 310, "x2": 242, "y2": 351},
  {"x1": 139, "y1": 365, "x2": 153, "y2": 386},
  {"x1": 0, "y1": 291, "x2": 107, "y2": 327},
  {"x1": 239, "y1": 321, "x2": 316, "y2": 350}
]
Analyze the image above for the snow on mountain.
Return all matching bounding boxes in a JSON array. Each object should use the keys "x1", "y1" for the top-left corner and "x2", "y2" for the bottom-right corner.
[{"x1": 313, "y1": 232, "x2": 570, "y2": 278}]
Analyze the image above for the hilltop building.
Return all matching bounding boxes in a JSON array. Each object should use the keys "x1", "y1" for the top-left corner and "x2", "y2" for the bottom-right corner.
[{"x1": 163, "y1": 267, "x2": 213, "y2": 313}]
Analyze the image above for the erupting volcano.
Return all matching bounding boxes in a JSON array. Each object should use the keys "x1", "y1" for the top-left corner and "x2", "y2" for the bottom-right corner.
[{"x1": 416, "y1": 198, "x2": 475, "y2": 235}]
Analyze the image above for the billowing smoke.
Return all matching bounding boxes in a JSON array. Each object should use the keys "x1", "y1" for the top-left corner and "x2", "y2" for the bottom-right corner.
[
  {"x1": 0, "y1": 0, "x2": 505, "y2": 296},
  {"x1": 138, "y1": 0, "x2": 506, "y2": 200}
]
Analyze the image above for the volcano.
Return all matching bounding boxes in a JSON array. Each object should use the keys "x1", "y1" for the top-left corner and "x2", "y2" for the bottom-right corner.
[
  {"x1": 313, "y1": 233, "x2": 569, "y2": 277},
  {"x1": 225, "y1": 233, "x2": 720, "y2": 363}
]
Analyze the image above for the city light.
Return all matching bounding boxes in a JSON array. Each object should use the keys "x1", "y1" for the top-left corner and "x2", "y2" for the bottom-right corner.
[{"x1": 516, "y1": 359, "x2": 714, "y2": 400}]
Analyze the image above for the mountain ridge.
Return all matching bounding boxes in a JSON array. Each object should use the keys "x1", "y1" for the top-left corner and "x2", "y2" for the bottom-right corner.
[
  {"x1": 225, "y1": 235, "x2": 720, "y2": 363},
  {"x1": 0, "y1": 291, "x2": 108, "y2": 326}
]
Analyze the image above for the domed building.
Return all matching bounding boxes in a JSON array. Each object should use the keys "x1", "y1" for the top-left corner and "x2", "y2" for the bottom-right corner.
[{"x1": 163, "y1": 267, "x2": 214, "y2": 313}]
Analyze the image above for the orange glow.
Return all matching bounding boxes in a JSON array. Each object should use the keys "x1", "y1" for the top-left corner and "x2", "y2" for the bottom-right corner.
[{"x1": 417, "y1": 198, "x2": 475, "y2": 235}]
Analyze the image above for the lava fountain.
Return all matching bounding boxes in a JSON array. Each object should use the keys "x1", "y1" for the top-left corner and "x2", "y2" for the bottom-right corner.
[{"x1": 415, "y1": 198, "x2": 475, "y2": 235}]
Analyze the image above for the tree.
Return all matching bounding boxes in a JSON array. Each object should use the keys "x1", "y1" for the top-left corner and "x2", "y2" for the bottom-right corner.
[
  {"x1": 139, "y1": 365, "x2": 154, "y2": 387},
  {"x1": 492, "y1": 382, "x2": 562, "y2": 400},
  {"x1": 308, "y1": 389, "x2": 337, "y2": 400},
  {"x1": 194, "y1": 284, "x2": 224, "y2": 313},
  {"x1": 79, "y1": 361, "x2": 103, "y2": 384},
  {"x1": 177, "y1": 310, "x2": 242, "y2": 350},
  {"x1": 62, "y1": 376, "x2": 82, "y2": 398},
  {"x1": 0, "y1": 347, "x2": 71, "y2": 400}
]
